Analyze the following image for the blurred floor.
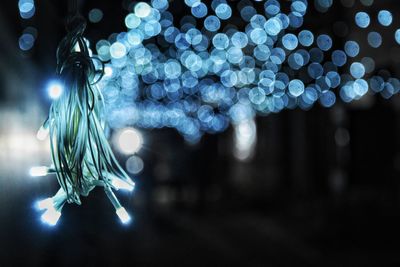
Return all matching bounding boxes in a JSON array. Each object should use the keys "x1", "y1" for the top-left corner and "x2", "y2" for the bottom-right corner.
[{"x1": 1, "y1": 167, "x2": 400, "y2": 266}]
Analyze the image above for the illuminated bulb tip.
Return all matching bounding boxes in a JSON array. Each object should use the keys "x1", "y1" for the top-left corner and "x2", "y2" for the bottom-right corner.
[
  {"x1": 29, "y1": 166, "x2": 48, "y2": 177},
  {"x1": 73, "y1": 42, "x2": 81, "y2": 52},
  {"x1": 36, "y1": 126, "x2": 49, "y2": 140},
  {"x1": 41, "y1": 208, "x2": 61, "y2": 226},
  {"x1": 116, "y1": 207, "x2": 131, "y2": 224},
  {"x1": 111, "y1": 177, "x2": 135, "y2": 191},
  {"x1": 36, "y1": 198, "x2": 53, "y2": 210},
  {"x1": 47, "y1": 82, "x2": 63, "y2": 99}
]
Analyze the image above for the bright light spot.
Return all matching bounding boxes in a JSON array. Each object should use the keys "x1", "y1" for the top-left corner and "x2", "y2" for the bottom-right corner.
[
  {"x1": 73, "y1": 42, "x2": 81, "y2": 52},
  {"x1": 36, "y1": 198, "x2": 53, "y2": 210},
  {"x1": 18, "y1": 0, "x2": 34, "y2": 13},
  {"x1": 135, "y1": 2, "x2": 152, "y2": 18},
  {"x1": 36, "y1": 126, "x2": 49, "y2": 140},
  {"x1": 47, "y1": 82, "x2": 63, "y2": 99},
  {"x1": 111, "y1": 176, "x2": 135, "y2": 191},
  {"x1": 41, "y1": 207, "x2": 61, "y2": 226},
  {"x1": 115, "y1": 128, "x2": 143, "y2": 154},
  {"x1": 116, "y1": 207, "x2": 131, "y2": 224},
  {"x1": 104, "y1": 66, "x2": 113, "y2": 77},
  {"x1": 29, "y1": 166, "x2": 48, "y2": 177},
  {"x1": 110, "y1": 42, "x2": 127, "y2": 59},
  {"x1": 234, "y1": 119, "x2": 257, "y2": 161}
]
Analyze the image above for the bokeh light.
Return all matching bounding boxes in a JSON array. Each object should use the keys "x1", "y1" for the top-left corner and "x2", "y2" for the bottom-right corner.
[{"x1": 114, "y1": 128, "x2": 143, "y2": 155}]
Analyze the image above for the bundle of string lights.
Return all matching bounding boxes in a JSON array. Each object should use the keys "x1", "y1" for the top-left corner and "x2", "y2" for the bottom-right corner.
[
  {"x1": 32, "y1": 0, "x2": 134, "y2": 226},
  {"x1": 24, "y1": 0, "x2": 400, "y2": 226}
]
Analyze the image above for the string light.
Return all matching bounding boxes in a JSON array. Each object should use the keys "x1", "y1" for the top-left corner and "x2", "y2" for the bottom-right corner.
[
  {"x1": 34, "y1": 0, "x2": 134, "y2": 226},
  {"x1": 29, "y1": 166, "x2": 49, "y2": 177},
  {"x1": 116, "y1": 207, "x2": 131, "y2": 224},
  {"x1": 41, "y1": 208, "x2": 62, "y2": 226},
  {"x1": 36, "y1": 198, "x2": 53, "y2": 210},
  {"x1": 110, "y1": 175, "x2": 135, "y2": 191},
  {"x1": 47, "y1": 82, "x2": 63, "y2": 99}
]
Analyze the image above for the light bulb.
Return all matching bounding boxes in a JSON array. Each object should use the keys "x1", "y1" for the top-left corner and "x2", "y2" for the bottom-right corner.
[
  {"x1": 116, "y1": 207, "x2": 131, "y2": 224},
  {"x1": 36, "y1": 126, "x2": 49, "y2": 140},
  {"x1": 111, "y1": 177, "x2": 135, "y2": 191},
  {"x1": 29, "y1": 166, "x2": 48, "y2": 177},
  {"x1": 41, "y1": 207, "x2": 61, "y2": 226},
  {"x1": 36, "y1": 198, "x2": 53, "y2": 210},
  {"x1": 47, "y1": 82, "x2": 63, "y2": 99}
]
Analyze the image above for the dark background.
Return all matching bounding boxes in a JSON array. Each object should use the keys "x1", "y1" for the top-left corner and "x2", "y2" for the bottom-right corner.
[{"x1": 2, "y1": 0, "x2": 400, "y2": 266}]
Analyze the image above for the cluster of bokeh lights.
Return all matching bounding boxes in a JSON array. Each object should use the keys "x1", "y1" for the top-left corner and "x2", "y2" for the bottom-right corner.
[
  {"x1": 93, "y1": 0, "x2": 392, "y2": 142},
  {"x1": 23, "y1": 0, "x2": 400, "y2": 142},
  {"x1": 90, "y1": 0, "x2": 400, "y2": 142}
]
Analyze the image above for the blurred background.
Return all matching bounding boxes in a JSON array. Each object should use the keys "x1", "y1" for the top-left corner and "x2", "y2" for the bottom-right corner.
[{"x1": 2, "y1": 0, "x2": 400, "y2": 266}]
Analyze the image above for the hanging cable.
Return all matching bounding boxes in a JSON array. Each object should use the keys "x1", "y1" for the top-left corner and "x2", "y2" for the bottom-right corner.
[{"x1": 33, "y1": 0, "x2": 134, "y2": 226}]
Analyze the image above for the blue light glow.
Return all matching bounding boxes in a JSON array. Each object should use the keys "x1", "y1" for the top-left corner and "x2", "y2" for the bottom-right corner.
[
  {"x1": 368, "y1": 32, "x2": 382, "y2": 48},
  {"x1": 215, "y1": 3, "x2": 232, "y2": 20},
  {"x1": 355, "y1": 12, "x2": 370, "y2": 28},
  {"x1": 68, "y1": 0, "x2": 400, "y2": 140},
  {"x1": 298, "y1": 30, "x2": 314, "y2": 47},
  {"x1": 282, "y1": 33, "x2": 298, "y2": 50},
  {"x1": 19, "y1": 33, "x2": 35, "y2": 51},
  {"x1": 378, "y1": 10, "x2": 392, "y2": 27},
  {"x1": 350, "y1": 62, "x2": 365, "y2": 79},
  {"x1": 135, "y1": 2, "x2": 152, "y2": 18},
  {"x1": 344, "y1": 41, "x2": 360, "y2": 57},
  {"x1": 18, "y1": 0, "x2": 35, "y2": 19},
  {"x1": 395, "y1": 29, "x2": 400, "y2": 45}
]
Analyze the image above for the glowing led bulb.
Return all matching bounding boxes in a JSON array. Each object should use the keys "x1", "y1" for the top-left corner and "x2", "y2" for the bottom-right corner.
[
  {"x1": 111, "y1": 176, "x2": 135, "y2": 191},
  {"x1": 36, "y1": 198, "x2": 53, "y2": 210},
  {"x1": 29, "y1": 166, "x2": 48, "y2": 177},
  {"x1": 47, "y1": 82, "x2": 63, "y2": 99},
  {"x1": 36, "y1": 126, "x2": 49, "y2": 140},
  {"x1": 116, "y1": 207, "x2": 131, "y2": 224},
  {"x1": 73, "y1": 42, "x2": 81, "y2": 52},
  {"x1": 41, "y1": 207, "x2": 61, "y2": 226}
]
